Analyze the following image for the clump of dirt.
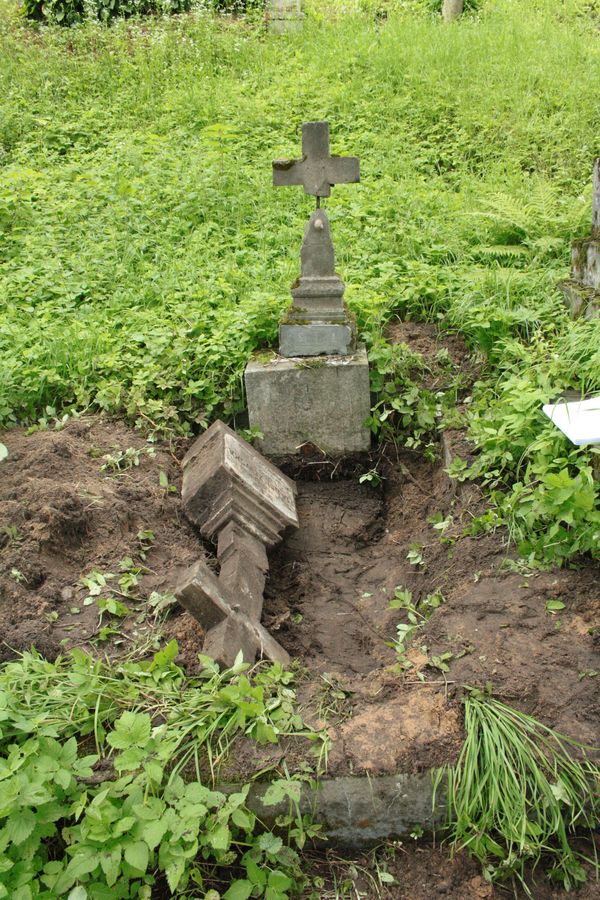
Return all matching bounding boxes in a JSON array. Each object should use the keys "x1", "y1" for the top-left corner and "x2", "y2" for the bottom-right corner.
[
  {"x1": 0, "y1": 417, "x2": 201, "y2": 662},
  {"x1": 307, "y1": 842, "x2": 600, "y2": 899}
]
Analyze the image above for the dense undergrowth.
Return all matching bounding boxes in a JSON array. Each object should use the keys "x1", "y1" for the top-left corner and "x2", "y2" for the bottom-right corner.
[
  {"x1": 1, "y1": 1, "x2": 599, "y2": 552},
  {"x1": 0, "y1": 647, "x2": 325, "y2": 899}
]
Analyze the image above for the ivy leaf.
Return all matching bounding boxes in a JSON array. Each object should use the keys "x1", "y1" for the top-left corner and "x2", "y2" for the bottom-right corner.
[
  {"x1": 209, "y1": 823, "x2": 230, "y2": 851},
  {"x1": 100, "y1": 848, "x2": 122, "y2": 887},
  {"x1": 143, "y1": 818, "x2": 168, "y2": 850},
  {"x1": 245, "y1": 857, "x2": 266, "y2": 886},
  {"x1": 268, "y1": 870, "x2": 292, "y2": 892},
  {"x1": 4, "y1": 809, "x2": 36, "y2": 844},
  {"x1": 258, "y1": 833, "x2": 283, "y2": 855},
  {"x1": 166, "y1": 860, "x2": 185, "y2": 893},
  {"x1": 67, "y1": 887, "x2": 88, "y2": 900},
  {"x1": 107, "y1": 712, "x2": 151, "y2": 750},
  {"x1": 262, "y1": 779, "x2": 302, "y2": 807}
]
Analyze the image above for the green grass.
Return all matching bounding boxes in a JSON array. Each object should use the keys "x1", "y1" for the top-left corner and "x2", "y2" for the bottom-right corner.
[
  {"x1": 1, "y1": 0, "x2": 600, "y2": 560},
  {"x1": 435, "y1": 690, "x2": 600, "y2": 895}
]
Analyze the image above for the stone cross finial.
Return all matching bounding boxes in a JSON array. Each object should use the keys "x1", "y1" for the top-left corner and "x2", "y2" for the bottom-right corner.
[
  {"x1": 273, "y1": 121, "x2": 359, "y2": 201},
  {"x1": 174, "y1": 421, "x2": 298, "y2": 669}
]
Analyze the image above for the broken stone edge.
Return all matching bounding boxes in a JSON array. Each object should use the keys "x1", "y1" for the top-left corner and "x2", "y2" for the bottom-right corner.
[{"x1": 219, "y1": 771, "x2": 445, "y2": 848}]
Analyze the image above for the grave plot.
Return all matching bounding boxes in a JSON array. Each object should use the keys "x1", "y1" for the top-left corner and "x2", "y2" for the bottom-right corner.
[
  {"x1": 0, "y1": 326, "x2": 598, "y2": 786},
  {"x1": 0, "y1": 101, "x2": 598, "y2": 885}
]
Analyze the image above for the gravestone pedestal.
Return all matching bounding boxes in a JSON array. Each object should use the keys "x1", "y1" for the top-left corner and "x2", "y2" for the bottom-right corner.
[{"x1": 246, "y1": 347, "x2": 371, "y2": 456}]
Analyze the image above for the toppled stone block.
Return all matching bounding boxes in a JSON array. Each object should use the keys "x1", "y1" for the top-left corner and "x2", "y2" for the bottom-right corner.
[
  {"x1": 175, "y1": 559, "x2": 290, "y2": 668},
  {"x1": 182, "y1": 419, "x2": 298, "y2": 546}
]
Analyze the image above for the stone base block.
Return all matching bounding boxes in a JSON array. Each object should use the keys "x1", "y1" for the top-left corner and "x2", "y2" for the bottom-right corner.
[
  {"x1": 245, "y1": 347, "x2": 371, "y2": 456},
  {"x1": 571, "y1": 237, "x2": 600, "y2": 289},
  {"x1": 559, "y1": 280, "x2": 600, "y2": 319},
  {"x1": 279, "y1": 322, "x2": 354, "y2": 357}
]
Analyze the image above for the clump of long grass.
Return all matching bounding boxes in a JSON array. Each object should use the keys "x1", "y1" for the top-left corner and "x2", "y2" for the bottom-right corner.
[{"x1": 434, "y1": 690, "x2": 600, "y2": 894}]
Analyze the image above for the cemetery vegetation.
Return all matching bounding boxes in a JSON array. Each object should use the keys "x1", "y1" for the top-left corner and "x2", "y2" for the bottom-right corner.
[
  {"x1": 2, "y1": 0, "x2": 599, "y2": 565},
  {"x1": 1, "y1": 0, "x2": 600, "y2": 894},
  {"x1": 435, "y1": 690, "x2": 600, "y2": 894},
  {"x1": 0, "y1": 645, "x2": 325, "y2": 898}
]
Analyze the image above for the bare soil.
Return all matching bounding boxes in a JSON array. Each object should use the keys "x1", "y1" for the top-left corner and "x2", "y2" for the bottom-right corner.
[
  {"x1": 0, "y1": 417, "x2": 203, "y2": 662},
  {"x1": 303, "y1": 841, "x2": 600, "y2": 899}
]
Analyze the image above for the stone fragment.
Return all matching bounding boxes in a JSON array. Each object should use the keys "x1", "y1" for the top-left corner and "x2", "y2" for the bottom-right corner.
[
  {"x1": 174, "y1": 420, "x2": 298, "y2": 668},
  {"x1": 175, "y1": 559, "x2": 290, "y2": 668},
  {"x1": 182, "y1": 420, "x2": 298, "y2": 545}
]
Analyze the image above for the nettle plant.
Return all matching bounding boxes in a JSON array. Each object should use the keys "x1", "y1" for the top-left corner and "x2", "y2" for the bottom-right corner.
[
  {"x1": 0, "y1": 647, "x2": 326, "y2": 899},
  {"x1": 366, "y1": 338, "x2": 463, "y2": 461},
  {"x1": 448, "y1": 333, "x2": 600, "y2": 564}
]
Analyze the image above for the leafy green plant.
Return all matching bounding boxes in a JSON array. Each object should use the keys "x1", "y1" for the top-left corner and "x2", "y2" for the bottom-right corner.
[
  {"x1": 434, "y1": 691, "x2": 600, "y2": 894},
  {"x1": 387, "y1": 586, "x2": 446, "y2": 674},
  {"x1": 0, "y1": 646, "x2": 327, "y2": 898},
  {"x1": 100, "y1": 447, "x2": 155, "y2": 473},
  {"x1": 358, "y1": 468, "x2": 384, "y2": 487},
  {"x1": 22, "y1": 0, "x2": 192, "y2": 25}
]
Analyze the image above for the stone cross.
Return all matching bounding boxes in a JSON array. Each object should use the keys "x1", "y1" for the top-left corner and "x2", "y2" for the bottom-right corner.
[
  {"x1": 273, "y1": 121, "x2": 360, "y2": 357},
  {"x1": 273, "y1": 121, "x2": 359, "y2": 201},
  {"x1": 173, "y1": 420, "x2": 298, "y2": 668}
]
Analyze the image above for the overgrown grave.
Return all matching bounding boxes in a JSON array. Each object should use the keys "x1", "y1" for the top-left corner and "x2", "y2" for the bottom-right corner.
[
  {"x1": 158, "y1": 123, "x2": 600, "y2": 878},
  {"x1": 0, "y1": 111, "x2": 599, "y2": 893}
]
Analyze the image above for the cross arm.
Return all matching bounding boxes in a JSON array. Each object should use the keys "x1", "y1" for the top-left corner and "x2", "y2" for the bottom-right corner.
[
  {"x1": 174, "y1": 560, "x2": 290, "y2": 667},
  {"x1": 273, "y1": 158, "x2": 306, "y2": 187},
  {"x1": 327, "y1": 155, "x2": 360, "y2": 185}
]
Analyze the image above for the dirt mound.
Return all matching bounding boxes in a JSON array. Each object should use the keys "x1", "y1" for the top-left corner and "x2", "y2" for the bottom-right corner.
[{"x1": 0, "y1": 417, "x2": 201, "y2": 662}]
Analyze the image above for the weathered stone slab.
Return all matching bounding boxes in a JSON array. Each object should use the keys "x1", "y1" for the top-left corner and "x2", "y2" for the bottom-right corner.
[
  {"x1": 245, "y1": 347, "x2": 371, "y2": 456},
  {"x1": 560, "y1": 158, "x2": 600, "y2": 319},
  {"x1": 227, "y1": 772, "x2": 445, "y2": 847},
  {"x1": 279, "y1": 322, "x2": 354, "y2": 357},
  {"x1": 266, "y1": 0, "x2": 303, "y2": 33},
  {"x1": 182, "y1": 420, "x2": 298, "y2": 546},
  {"x1": 571, "y1": 237, "x2": 600, "y2": 289}
]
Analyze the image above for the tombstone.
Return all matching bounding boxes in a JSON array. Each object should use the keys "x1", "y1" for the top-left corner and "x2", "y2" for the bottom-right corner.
[
  {"x1": 560, "y1": 159, "x2": 600, "y2": 319},
  {"x1": 245, "y1": 122, "x2": 371, "y2": 456},
  {"x1": 174, "y1": 420, "x2": 298, "y2": 668},
  {"x1": 266, "y1": 0, "x2": 303, "y2": 33}
]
